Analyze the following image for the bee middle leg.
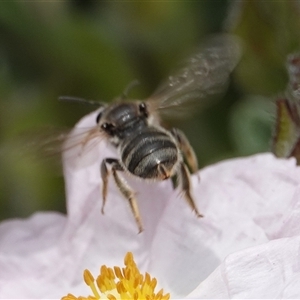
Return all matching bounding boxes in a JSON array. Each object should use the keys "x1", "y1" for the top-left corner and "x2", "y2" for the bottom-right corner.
[
  {"x1": 177, "y1": 162, "x2": 203, "y2": 218},
  {"x1": 100, "y1": 158, "x2": 143, "y2": 233}
]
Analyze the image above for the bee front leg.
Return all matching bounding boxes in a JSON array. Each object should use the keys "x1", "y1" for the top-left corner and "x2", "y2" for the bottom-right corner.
[
  {"x1": 177, "y1": 162, "x2": 203, "y2": 218},
  {"x1": 100, "y1": 158, "x2": 143, "y2": 233},
  {"x1": 171, "y1": 128, "x2": 198, "y2": 174}
]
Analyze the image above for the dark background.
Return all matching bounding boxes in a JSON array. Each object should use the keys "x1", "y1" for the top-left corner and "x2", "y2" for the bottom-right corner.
[{"x1": 1, "y1": 1, "x2": 299, "y2": 220}]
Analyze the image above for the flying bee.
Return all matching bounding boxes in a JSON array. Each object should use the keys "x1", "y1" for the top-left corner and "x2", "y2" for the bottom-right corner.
[{"x1": 58, "y1": 35, "x2": 240, "y2": 233}]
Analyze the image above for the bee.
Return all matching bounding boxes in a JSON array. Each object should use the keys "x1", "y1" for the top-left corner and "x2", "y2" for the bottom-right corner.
[{"x1": 59, "y1": 35, "x2": 240, "y2": 233}]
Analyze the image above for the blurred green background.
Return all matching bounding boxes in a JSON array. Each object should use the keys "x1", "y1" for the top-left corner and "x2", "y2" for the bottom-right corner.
[{"x1": 1, "y1": 1, "x2": 300, "y2": 221}]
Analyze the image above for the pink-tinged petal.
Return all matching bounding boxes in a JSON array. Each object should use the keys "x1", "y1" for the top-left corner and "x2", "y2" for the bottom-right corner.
[
  {"x1": 187, "y1": 236, "x2": 300, "y2": 298},
  {"x1": 0, "y1": 212, "x2": 65, "y2": 255},
  {"x1": 0, "y1": 212, "x2": 66, "y2": 297},
  {"x1": 147, "y1": 153, "x2": 300, "y2": 296}
]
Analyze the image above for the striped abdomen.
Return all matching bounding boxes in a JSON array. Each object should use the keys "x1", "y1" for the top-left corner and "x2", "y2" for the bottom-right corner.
[{"x1": 120, "y1": 127, "x2": 179, "y2": 179}]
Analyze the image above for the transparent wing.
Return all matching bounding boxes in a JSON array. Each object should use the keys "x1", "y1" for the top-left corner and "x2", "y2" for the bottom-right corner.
[
  {"x1": 12, "y1": 106, "x2": 107, "y2": 172},
  {"x1": 148, "y1": 34, "x2": 241, "y2": 117},
  {"x1": 62, "y1": 126, "x2": 105, "y2": 164},
  {"x1": 19, "y1": 125, "x2": 104, "y2": 165}
]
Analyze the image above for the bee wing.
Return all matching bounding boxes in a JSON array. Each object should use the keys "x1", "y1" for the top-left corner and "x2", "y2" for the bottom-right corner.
[
  {"x1": 147, "y1": 35, "x2": 241, "y2": 117},
  {"x1": 20, "y1": 125, "x2": 104, "y2": 165},
  {"x1": 12, "y1": 107, "x2": 107, "y2": 172},
  {"x1": 62, "y1": 125, "x2": 105, "y2": 164}
]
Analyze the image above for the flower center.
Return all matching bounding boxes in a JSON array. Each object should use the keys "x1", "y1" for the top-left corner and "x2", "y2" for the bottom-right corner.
[{"x1": 62, "y1": 252, "x2": 170, "y2": 300}]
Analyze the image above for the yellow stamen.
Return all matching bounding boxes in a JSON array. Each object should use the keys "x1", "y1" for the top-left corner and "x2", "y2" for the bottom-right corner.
[{"x1": 61, "y1": 252, "x2": 170, "y2": 300}]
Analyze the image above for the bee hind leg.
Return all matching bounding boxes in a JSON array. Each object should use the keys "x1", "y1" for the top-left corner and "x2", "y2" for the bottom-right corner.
[
  {"x1": 171, "y1": 128, "x2": 199, "y2": 174},
  {"x1": 100, "y1": 158, "x2": 143, "y2": 233},
  {"x1": 177, "y1": 162, "x2": 203, "y2": 218}
]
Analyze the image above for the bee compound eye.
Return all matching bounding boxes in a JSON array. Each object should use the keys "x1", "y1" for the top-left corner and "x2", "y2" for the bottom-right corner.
[
  {"x1": 101, "y1": 122, "x2": 115, "y2": 135},
  {"x1": 96, "y1": 112, "x2": 102, "y2": 124},
  {"x1": 101, "y1": 122, "x2": 108, "y2": 130}
]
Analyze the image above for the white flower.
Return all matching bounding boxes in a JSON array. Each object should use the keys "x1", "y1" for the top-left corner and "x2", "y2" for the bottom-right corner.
[{"x1": 0, "y1": 110, "x2": 300, "y2": 298}]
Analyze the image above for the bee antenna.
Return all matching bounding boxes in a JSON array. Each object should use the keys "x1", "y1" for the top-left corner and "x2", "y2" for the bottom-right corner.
[
  {"x1": 58, "y1": 96, "x2": 104, "y2": 107},
  {"x1": 121, "y1": 79, "x2": 140, "y2": 100}
]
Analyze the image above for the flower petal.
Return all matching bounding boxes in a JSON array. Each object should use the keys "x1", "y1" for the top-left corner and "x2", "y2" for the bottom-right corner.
[
  {"x1": 147, "y1": 153, "x2": 300, "y2": 296},
  {"x1": 187, "y1": 236, "x2": 300, "y2": 298},
  {"x1": 0, "y1": 212, "x2": 66, "y2": 297}
]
